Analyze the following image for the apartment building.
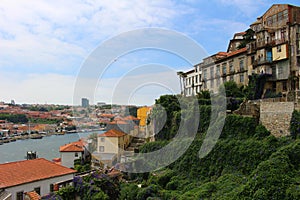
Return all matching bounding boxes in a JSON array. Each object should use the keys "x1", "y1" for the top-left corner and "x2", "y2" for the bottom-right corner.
[
  {"x1": 247, "y1": 4, "x2": 300, "y2": 99},
  {"x1": 179, "y1": 4, "x2": 300, "y2": 99},
  {"x1": 179, "y1": 32, "x2": 248, "y2": 94}
]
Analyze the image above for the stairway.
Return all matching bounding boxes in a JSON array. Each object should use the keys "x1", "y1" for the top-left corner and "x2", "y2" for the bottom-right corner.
[{"x1": 126, "y1": 136, "x2": 146, "y2": 152}]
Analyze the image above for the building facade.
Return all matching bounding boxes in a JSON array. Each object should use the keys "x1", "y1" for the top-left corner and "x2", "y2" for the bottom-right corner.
[
  {"x1": 92, "y1": 129, "x2": 131, "y2": 168},
  {"x1": 59, "y1": 139, "x2": 89, "y2": 169},
  {"x1": 248, "y1": 4, "x2": 300, "y2": 99},
  {"x1": 179, "y1": 4, "x2": 300, "y2": 99},
  {"x1": 81, "y1": 98, "x2": 89, "y2": 108},
  {"x1": 0, "y1": 158, "x2": 75, "y2": 200}
]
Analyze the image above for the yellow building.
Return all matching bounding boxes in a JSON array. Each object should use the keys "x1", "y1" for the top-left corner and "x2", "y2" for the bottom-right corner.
[
  {"x1": 137, "y1": 107, "x2": 151, "y2": 126},
  {"x1": 93, "y1": 129, "x2": 131, "y2": 167}
]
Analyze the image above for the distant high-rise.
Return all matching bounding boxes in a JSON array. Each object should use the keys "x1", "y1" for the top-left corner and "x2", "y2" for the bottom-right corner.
[{"x1": 81, "y1": 98, "x2": 89, "y2": 108}]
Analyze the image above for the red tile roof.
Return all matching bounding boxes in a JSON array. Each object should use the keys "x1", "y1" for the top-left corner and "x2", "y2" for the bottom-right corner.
[
  {"x1": 59, "y1": 139, "x2": 85, "y2": 152},
  {"x1": 100, "y1": 129, "x2": 126, "y2": 137},
  {"x1": 123, "y1": 115, "x2": 139, "y2": 121},
  {"x1": 234, "y1": 31, "x2": 246, "y2": 36},
  {"x1": 109, "y1": 120, "x2": 128, "y2": 125},
  {"x1": 0, "y1": 158, "x2": 76, "y2": 188},
  {"x1": 227, "y1": 47, "x2": 247, "y2": 57},
  {"x1": 25, "y1": 191, "x2": 41, "y2": 200}
]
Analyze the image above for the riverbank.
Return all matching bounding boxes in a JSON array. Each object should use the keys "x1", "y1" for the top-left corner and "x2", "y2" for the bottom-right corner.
[
  {"x1": 0, "y1": 128, "x2": 106, "y2": 145},
  {"x1": 0, "y1": 130, "x2": 105, "y2": 164}
]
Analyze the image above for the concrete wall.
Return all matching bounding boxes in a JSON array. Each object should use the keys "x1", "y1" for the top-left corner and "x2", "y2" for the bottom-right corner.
[{"x1": 260, "y1": 102, "x2": 294, "y2": 137}]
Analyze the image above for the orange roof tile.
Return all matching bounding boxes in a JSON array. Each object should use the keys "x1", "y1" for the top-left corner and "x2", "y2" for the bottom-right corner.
[
  {"x1": 109, "y1": 120, "x2": 128, "y2": 125},
  {"x1": 0, "y1": 158, "x2": 76, "y2": 188},
  {"x1": 227, "y1": 47, "x2": 247, "y2": 57},
  {"x1": 100, "y1": 129, "x2": 126, "y2": 137},
  {"x1": 123, "y1": 115, "x2": 139, "y2": 121},
  {"x1": 59, "y1": 139, "x2": 85, "y2": 152},
  {"x1": 25, "y1": 191, "x2": 41, "y2": 200}
]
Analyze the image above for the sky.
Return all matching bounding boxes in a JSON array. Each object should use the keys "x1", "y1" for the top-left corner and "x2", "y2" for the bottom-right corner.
[{"x1": 0, "y1": 0, "x2": 299, "y2": 106}]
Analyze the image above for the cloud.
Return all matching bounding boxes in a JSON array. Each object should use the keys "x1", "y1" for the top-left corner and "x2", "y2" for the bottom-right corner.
[
  {"x1": 0, "y1": 0, "x2": 184, "y2": 74},
  {"x1": 0, "y1": 72, "x2": 75, "y2": 104}
]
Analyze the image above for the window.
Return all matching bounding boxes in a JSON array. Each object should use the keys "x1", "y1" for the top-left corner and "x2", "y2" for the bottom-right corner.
[
  {"x1": 272, "y1": 14, "x2": 277, "y2": 24},
  {"x1": 230, "y1": 76, "x2": 234, "y2": 81},
  {"x1": 16, "y1": 191, "x2": 23, "y2": 200},
  {"x1": 251, "y1": 56, "x2": 255, "y2": 64},
  {"x1": 217, "y1": 78, "x2": 220, "y2": 86},
  {"x1": 50, "y1": 184, "x2": 54, "y2": 192},
  {"x1": 277, "y1": 45, "x2": 282, "y2": 52},
  {"x1": 283, "y1": 10, "x2": 288, "y2": 20},
  {"x1": 267, "y1": 16, "x2": 272, "y2": 26},
  {"x1": 99, "y1": 146, "x2": 104, "y2": 152},
  {"x1": 75, "y1": 152, "x2": 78, "y2": 157},
  {"x1": 34, "y1": 187, "x2": 41, "y2": 195},
  {"x1": 195, "y1": 75, "x2": 198, "y2": 83},
  {"x1": 222, "y1": 63, "x2": 227, "y2": 75},
  {"x1": 210, "y1": 80, "x2": 214, "y2": 88},
  {"x1": 210, "y1": 67, "x2": 214, "y2": 79},
  {"x1": 203, "y1": 69, "x2": 207, "y2": 80},
  {"x1": 283, "y1": 81, "x2": 287, "y2": 91},
  {"x1": 229, "y1": 61, "x2": 234, "y2": 73},
  {"x1": 101, "y1": 137, "x2": 105, "y2": 142},
  {"x1": 240, "y1": 74, "x2": 244, "y2": 83},
  {"x1": 278, "y1": 11, "x2": 283, "y2": 22},
  {"x1": 239, "y1": 59, "x2": 244, "y2": 71},
  {"x1": 278, "y1": 65, "x2": 284, "y2": 76},
  {"x1": 216, "y1": 65, "x2": 220, "y2": 76}
]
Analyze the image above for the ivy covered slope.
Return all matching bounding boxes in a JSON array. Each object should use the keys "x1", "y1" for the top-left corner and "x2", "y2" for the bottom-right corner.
[{"x1": 129, "y1": 95, "x2": 300, "y2": 200}]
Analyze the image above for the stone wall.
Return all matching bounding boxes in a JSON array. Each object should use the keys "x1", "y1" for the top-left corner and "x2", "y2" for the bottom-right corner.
[{"x1": 260, "y1": 102, "x2": 294, "y2": 137}]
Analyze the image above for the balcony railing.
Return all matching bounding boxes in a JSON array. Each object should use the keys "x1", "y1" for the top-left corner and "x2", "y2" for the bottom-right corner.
[{"x1": 253, "y1": 59, "x2": 273, "y2": 67}]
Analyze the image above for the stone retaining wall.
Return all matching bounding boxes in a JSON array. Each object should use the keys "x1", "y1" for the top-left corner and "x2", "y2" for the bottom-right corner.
[{"x1": 260, "y1": 102, "x2": 294, "y2": 137}]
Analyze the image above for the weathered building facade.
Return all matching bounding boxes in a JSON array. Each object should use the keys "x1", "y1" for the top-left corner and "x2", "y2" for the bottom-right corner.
[
  {"x1": 248, "y1": 4, "x2": 300, "y2": 99},
  {"x1": 179, "y1": 4, "x2": 300, "y2": 99}
]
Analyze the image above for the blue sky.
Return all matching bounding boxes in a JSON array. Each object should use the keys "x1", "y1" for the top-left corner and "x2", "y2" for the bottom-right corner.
[{"x1": 0, "y1": 0, "x2": 299, "y2": 105}]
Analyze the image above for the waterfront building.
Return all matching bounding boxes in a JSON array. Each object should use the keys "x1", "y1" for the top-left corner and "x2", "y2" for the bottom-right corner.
[
  {"x1": 59, "y1": 139, "x2": 90, "y2": 168},
  {"x1": 0, "y1": 158, "x2": 76, "y2": 200}
]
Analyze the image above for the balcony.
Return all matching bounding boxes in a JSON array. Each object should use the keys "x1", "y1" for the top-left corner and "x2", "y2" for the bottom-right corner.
[{"x1": 253, "y1": 59, "x2": 273, "y2": 67}]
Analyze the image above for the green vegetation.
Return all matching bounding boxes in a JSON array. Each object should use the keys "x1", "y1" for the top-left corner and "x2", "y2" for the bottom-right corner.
[
  {"x1": 56, "y1": 90, "x2": 300, "y2": 199},
  {"x1": 0, "y1": 113, "x2": 28, "y2": 123},
  {"x1": 29, "y1": 117, "x2": 62, "y2": 124}
]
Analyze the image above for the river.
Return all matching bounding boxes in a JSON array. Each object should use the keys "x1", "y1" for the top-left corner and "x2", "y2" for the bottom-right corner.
[{"x1": 0, "y1": 131, "x2": 104, "y2": 164}]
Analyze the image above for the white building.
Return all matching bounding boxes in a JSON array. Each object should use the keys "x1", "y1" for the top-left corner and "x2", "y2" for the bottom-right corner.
[
  {"x1": 0, "y1": 158, "x2": 76, "y2": 200},
  {"x1": 59, "y1": 139, "x2": 89, "y2": 168}
]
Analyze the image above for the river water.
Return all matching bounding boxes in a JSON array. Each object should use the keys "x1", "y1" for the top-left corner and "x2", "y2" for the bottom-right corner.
[{"x1": 0, "y1": 131, "x2": 104, "y2": 164}]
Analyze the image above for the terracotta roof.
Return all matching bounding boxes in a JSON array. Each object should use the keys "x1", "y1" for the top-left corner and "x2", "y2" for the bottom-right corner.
[
  {"x1": 100, "y1": 129, "x2": 126, "y2": 137},
  {"x1": 227, "y1": 47, "x2": 247, "y2": 57},
  {"x1": 123, "y1": 115, "x2": 139, "y2": 121},
  {"x1": 59, "y1": 139, "x2": 85, "y2": 152},
  {"x1": 234, "y1": 31, "x2": 246, "y2": 36},
  {"x1": 109, "y1": 120, "x2": 128, "y2": 125},
  {"x1": 25, "y1": 191, "x2": 41, "y2": 200},
  {"x1": 0, "y1": 158, "x2": 76, "y2": 188}
]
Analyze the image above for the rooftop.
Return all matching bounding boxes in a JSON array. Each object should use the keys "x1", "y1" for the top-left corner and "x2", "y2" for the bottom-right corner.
[
  {"x1": 59, "y1": 139, "x2": 85, "y2": 152},
  {"x1": 99, "y1": 129, "x2": 126, "y2": 137},
  {"x1": 0, "y1": 158, "x2": 76, "y2": 188}
]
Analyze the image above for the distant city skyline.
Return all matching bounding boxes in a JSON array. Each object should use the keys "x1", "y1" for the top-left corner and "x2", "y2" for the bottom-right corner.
[{"x1": 0, "y1": 0, "x2": 298, "y2": 105}]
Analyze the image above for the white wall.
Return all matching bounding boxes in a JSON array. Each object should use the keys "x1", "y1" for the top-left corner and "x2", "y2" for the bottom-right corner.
[
  {"x1": 61, "y1": 152, "x2": 81, "y2": 168},
  {"x1": 5, "y1": 174, "x2": 74, "y2": 200}
]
